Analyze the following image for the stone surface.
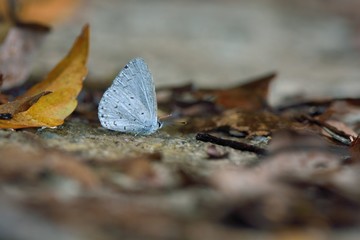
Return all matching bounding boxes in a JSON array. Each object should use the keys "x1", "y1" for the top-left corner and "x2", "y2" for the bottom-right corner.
[{"x1": 0, "y1": 119, "x2": 258, "y2": 174}]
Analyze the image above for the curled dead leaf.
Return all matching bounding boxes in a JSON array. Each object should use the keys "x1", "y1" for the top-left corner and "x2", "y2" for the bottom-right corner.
[
  {"x1": 195, "y1": 72, "x2": 275, "y2": 110},
  {"x1": 0, "y1": 24, "x2": 89, "y2": 128}
]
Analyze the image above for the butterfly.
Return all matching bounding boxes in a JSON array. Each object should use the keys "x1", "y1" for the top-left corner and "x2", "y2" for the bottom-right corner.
[{"x1": 98, "y1": 58, "x2": 162, "y2": 135}]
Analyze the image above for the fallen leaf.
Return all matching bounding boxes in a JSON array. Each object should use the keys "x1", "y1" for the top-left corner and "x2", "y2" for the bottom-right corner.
[
  {"x1": 181, "y1": 109, "x2": 295, "y2": 135},
  {"x1": 158, "y1": 73, "x2": 275, "y2": 119},
  {"x1": 0, "y1": 22, "x2": 50, "y2": 90},
  {"x1": 210, "y1": 130, "x2": 360, "y2": 229},
  {"x1": 176, "y1": 74, "x2": 278, "y2": 133},
  {"x1": 0, "y1": 24, "x2": 89, "y2": 128},
  {"x1": 214, "y1": 110, "x2": 293, "y2": 136},
  {"x1": 195, "y1": 72, "x2": 276, "y2": 110},
  {"x1": 0, "y1": 91, "x2": 50, "y2": 119}
]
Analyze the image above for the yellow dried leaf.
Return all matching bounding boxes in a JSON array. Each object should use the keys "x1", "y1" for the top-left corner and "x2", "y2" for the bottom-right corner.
[
  {"x1": 0, "y1": 24, "x2": 89, "y2": 129},
  {"x1": 0, "y1": 91, "x2": 51, "y2": 118}
]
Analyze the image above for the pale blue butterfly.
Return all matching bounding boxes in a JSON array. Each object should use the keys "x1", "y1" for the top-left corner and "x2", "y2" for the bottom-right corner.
[{"x1": 98, "y1": 58, "x2": 162, "y2": 135}]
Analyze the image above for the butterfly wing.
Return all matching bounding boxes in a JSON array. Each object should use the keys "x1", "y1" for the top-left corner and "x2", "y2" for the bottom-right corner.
[
  {"x1": 98, "y1": 58, "x2": 159, "y2": 135},
  {"x1": 118, "y1": 58, "x2": 158, "y2": 121}
]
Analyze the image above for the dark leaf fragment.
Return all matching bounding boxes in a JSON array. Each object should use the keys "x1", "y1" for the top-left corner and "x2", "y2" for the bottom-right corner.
[{"x1": 0, "y1": 91, "x2": 51, "y2": 119}]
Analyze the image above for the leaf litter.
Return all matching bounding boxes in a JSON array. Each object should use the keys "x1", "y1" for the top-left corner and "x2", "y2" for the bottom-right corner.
[
  {"x1": 0, "y1": 24, "x2": 89, "y2": 128},
  {"x1": 0, "y1": 7, "x2": 360, "y2": 240}
]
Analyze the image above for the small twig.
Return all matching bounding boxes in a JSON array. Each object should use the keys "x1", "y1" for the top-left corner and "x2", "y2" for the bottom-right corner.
[{"x1": 196, "y1": 133, "x2": 267, "y2": 155}]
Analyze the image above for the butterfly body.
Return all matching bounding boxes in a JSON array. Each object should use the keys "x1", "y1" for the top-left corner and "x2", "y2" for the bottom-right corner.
[{"x1": 98, "y1": 58, "x2": 162, "y2": 135}]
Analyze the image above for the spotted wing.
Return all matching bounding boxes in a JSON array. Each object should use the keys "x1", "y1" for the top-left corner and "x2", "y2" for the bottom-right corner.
[{"x1": 98, "y1": 58, "x2": 158, "y2": 134}]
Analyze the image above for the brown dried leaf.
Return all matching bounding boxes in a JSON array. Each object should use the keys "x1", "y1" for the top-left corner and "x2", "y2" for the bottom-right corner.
[
  {"x1": 0, "y1": 22, "x2": 50, "y2": 90},
  {"x1": 214, "y1": 110, "x2": 294, "y2": 136},
  {"x1": 196, "y1": 72, "x2": 276, "y2": 110},
  {"x1": 212, "y1": 131, "x2": 346, "y2": 196},
  {"x1": 211, "y1": 131, "x2": 360, "y2": 228},
  {"x1": 0, "y1": 91, "x2": 50, "y2": 119}
]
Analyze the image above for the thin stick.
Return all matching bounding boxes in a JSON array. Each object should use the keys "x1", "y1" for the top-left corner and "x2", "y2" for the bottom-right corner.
[{"x1": 196, "y1": 133, "x2": 267, "y2": 155}]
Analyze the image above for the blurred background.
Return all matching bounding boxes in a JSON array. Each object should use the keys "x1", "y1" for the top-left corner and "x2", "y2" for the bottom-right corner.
[{"x1": 5, "y1": 0, "x2": 360, "y2": 104}]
